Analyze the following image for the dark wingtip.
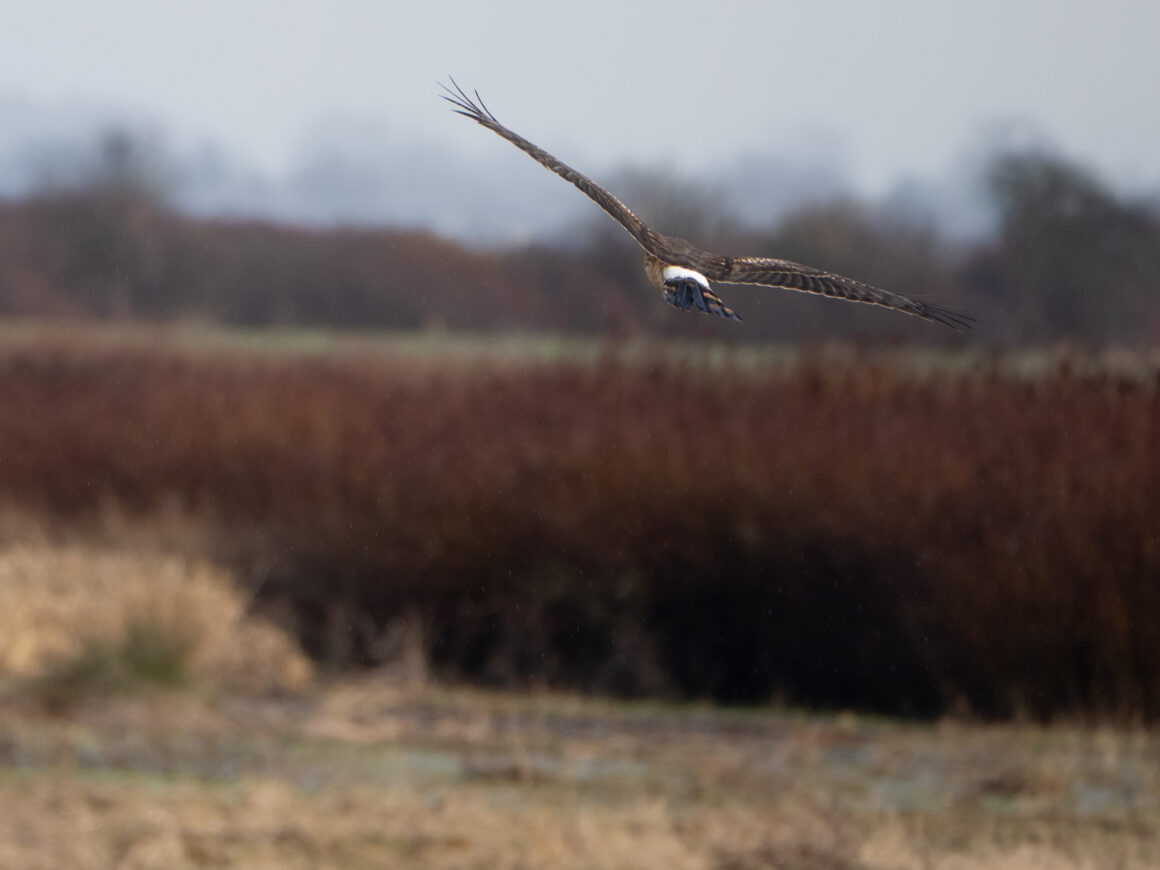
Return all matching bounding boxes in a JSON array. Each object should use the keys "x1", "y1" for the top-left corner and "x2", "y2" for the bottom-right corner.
[
  {"x1": 923, "y1": 304, "x2": 976, "y2": 331},
  {"x1": 438, "y1": 77, "x2": 478, "y2": 118},
  {"x1": 438, "y1": 77, "x2": 498, "y2": 127}
]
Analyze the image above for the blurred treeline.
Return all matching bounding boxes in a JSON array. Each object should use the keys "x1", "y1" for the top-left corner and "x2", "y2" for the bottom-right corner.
[{"x1": 2, "y1": 131, "x2": 1158, "y2": 343}]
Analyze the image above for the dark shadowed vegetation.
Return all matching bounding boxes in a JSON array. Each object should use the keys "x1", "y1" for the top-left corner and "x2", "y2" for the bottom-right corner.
[{"x1": 2, "y1": 334, "x2": 1158, "y2": 720}]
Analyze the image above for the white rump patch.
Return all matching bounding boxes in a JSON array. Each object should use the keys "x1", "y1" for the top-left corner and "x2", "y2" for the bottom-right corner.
[{"x1": 662, "y1": 265, "x2": 711, "y2": 290}]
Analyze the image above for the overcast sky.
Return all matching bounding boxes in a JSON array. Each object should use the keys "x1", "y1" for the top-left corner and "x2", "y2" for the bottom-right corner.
[{"x1": 1, "y1": 0, "x2": 1157, "y2": 236}]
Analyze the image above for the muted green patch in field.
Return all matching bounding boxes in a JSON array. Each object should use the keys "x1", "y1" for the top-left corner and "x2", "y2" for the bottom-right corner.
[{"x1": 19, "y1": 617, "x2": 196, "y2": 709}]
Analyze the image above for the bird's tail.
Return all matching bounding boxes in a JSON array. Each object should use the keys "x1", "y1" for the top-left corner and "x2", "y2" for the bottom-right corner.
[{"x1": 662, "y1": 277, "x2": 742, "y2": 321}]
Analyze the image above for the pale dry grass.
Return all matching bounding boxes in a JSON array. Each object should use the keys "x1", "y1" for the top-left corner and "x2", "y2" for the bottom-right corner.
[
  {"x1": 1, "y1": 778, "x2": 754, "y2": 870},
  {"x1": 0, "y1": 710, "x2": 1155, "y2": 870},
  {"x1": 0, "y1": 544, "x2": 1156, "y2": 868},
  {"x1": 0, "y1": 680, "x2": 1157, "y2": 869},
  {"x1": 0, "y1": 545, "x2": 312, "y2": 697}
]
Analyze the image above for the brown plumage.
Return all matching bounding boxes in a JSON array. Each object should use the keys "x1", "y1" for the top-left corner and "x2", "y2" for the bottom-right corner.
[{"x1": 441, "y1": 79, "x2": 973, "y2": 330}]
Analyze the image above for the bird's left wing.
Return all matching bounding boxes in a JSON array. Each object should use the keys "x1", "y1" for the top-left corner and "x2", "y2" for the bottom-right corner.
[
  {"x1": 705, "y1": 256, "x2": 974, "y2": 330},
  {"x1": 440, "y1": 79, "x2": 654, "y2": 251}
]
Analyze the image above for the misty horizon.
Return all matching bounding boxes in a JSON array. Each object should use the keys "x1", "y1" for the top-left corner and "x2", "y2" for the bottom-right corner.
[{"x1": 5, "y1": 91, "x2": 1149, "y2": 248}]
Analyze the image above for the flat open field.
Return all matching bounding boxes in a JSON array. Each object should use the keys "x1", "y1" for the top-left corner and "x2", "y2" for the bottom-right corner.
[{"x1": 3, "y1": 675, "x2": 1158, "y2": 869}]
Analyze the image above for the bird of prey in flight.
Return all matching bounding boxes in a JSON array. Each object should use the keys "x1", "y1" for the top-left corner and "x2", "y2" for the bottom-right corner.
[{"x1": 441, "y1": 80, "x2": 972, "y2": 329}]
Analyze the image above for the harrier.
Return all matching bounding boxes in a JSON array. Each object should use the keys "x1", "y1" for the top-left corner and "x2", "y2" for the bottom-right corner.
[{"x1": 441, "y1": 80, "x2": 972, "y2": 329}]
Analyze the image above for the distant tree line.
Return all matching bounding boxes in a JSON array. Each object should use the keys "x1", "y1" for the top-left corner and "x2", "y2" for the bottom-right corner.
[{"x1": 1, "y1": 130, "x2": 1157, "y2": 344}]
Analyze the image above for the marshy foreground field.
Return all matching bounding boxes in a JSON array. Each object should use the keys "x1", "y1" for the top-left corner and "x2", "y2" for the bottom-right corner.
[
  {"x1": 1, "y1": 546, "x2": 1158, "y2": 870},
  {"x1": 1, "y1": 323, "x2": 1159, "y2": 867}
]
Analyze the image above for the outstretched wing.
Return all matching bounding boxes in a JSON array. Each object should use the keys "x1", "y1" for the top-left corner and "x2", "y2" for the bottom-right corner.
[
  {"x1": 440, "y1": 79, "x2": 655, "y2": 251},
  {"x1": 703, "y1": 256, "x2": 975, "y2": 330},
  {"x1": 442, "y1": 80, "x2": 972, "y2": 331}
]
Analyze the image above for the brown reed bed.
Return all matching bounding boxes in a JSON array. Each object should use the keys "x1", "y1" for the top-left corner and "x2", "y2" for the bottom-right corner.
[{"x1": 0, "y1": 329, "x2": 1157, "y2": 719}]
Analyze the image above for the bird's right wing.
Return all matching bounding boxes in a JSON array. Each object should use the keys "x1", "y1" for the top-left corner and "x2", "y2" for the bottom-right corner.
[
  {"x1": 441, "y1": 79, "x2": 655, "y2": 251},
  {"x1": 710, "y1": 255, "x2": 975, "y2": 330}
]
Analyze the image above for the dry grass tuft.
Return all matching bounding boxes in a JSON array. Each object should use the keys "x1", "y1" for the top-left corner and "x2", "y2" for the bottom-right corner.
[{"x1": 0, "y1": 546, "x2": 312, "y2": 704}]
